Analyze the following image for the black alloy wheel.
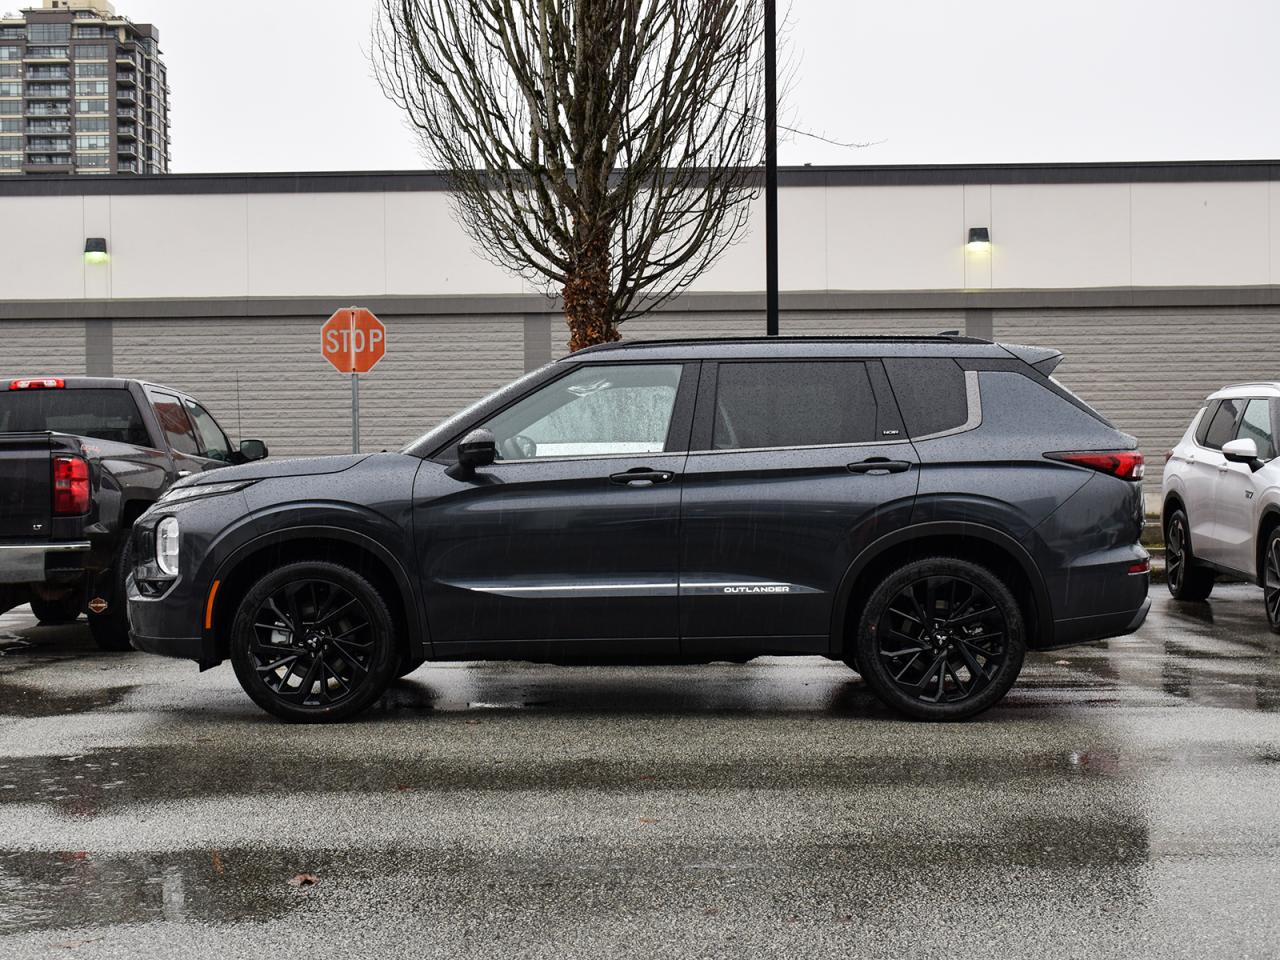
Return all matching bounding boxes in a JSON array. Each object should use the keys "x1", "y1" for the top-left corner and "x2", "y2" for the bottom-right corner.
[
  {"x1": 1264, "y1": 528, "x2": 1280, "y2": 634},
  {"x1": 230, "y1": 562, "x2": 398, "y2": 722},
  {"x1": 855, "y1": 557, "x2": 1026, "y2": 721},
  {"x1": 1165, "y1": 509, "x2": 1214, "y2": 602}
]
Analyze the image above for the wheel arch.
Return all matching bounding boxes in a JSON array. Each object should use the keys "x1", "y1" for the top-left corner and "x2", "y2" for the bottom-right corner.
[
  {"x1": 829, "y1": 521, "x2": 1052, "y2": 656},
  {"x1": 204, "y1": 526, "x2": 426, "y2": 667},
  {"x1": 1162, "y1": 491, "x2": 1187, "y2": 530}
]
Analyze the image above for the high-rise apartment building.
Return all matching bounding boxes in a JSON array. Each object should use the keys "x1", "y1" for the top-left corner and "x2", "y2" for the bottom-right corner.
[{"x1": 0, "y1": 0, "x2": 169, "y2": 175}]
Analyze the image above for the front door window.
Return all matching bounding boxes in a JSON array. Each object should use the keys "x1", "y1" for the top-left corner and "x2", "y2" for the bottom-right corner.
[{"x1": 481, "y1": 363, "x2": 684, "y2": 460}]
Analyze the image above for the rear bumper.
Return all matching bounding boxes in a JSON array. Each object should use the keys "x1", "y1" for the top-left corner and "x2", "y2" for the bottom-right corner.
[
  {"x1": 0, "y1": 541, "x2": 90, "y2": 584},
  {"x1": 1049, "y1": 595, "x2": 1150, "y2": 649}
]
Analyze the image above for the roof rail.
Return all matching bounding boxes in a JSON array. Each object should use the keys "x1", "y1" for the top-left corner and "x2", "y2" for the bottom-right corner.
[{"x1": 574, "y1": 334, "x2": 992, "y2": 355}]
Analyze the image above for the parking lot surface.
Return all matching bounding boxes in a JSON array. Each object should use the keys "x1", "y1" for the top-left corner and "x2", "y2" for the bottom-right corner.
[{"x1": 1, "y1": 586, "x2": 1278, "y2": 959}]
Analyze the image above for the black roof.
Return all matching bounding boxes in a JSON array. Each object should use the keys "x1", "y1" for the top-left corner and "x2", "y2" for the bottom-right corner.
[{"x1": 570, "y1": 335, "x2": 1012, "y2": 363}]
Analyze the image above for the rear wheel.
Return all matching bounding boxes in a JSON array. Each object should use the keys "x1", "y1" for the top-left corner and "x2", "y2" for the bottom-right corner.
[
  {"x1": 229, "y1": 561, "x2": 398, "y2": 723},
  {"x1": 1165, "y1": 509, "x2": 1214, "y2": 602},
  {"x1": 30, "y1": 594, "x2": 83, "y2": 625},
  {"x1": 854, "y1": 557, "x2": 1026, "y2": 721},
  {"x1": 1262, "y1": 527, "x2": 1280, "y2": 634}
]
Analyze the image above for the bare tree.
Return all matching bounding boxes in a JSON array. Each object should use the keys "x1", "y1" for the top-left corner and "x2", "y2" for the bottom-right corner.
[{"x1": 374, "y1": 0, "x2": 764, "y2": 351}]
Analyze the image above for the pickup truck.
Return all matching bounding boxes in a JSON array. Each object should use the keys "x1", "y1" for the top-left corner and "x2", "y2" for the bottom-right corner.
[{"x1": 0, "y1": 376, "x2": 266, "y2": 649}]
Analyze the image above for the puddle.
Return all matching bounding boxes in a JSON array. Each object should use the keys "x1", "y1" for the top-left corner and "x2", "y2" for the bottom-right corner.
[
  {"x1": 0, "y1": 848, "x2": 314, "y2": 935},
  {"x1": 0, "y1": 682, "x2": 136, "y2": 719}
]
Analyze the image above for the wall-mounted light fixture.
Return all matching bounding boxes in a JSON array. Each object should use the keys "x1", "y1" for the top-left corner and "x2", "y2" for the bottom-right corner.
[
  {"x1": 84, "y1": 237, "x2": 109, "y2": 265},
  {"x1": 966, "y1": 227, "x2": 991, "y2": 253}
]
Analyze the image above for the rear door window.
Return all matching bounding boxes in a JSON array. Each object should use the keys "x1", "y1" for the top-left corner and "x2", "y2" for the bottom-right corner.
[
  {"x1": 1201, "y1": 398, "x2": 1243, "y2": 451},
  {"x1": 1236, "y1": 398, "x2": 1275, "y2": 460},
  {"x1": 0, "y1": 388, "x2": 150, "y2": 446},
  {"x1": 711, "y1": 361, "x2": 877, "y2": 450},
  {"x1": 147, "y1": 391, "x2": 201, "y2": 456}
]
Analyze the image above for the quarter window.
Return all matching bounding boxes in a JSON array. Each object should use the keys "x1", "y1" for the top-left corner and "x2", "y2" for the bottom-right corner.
[
  {"x1": 481, "y1": 363, "x2": 684, "y2": 460},
  {"x1": 1202, "y1": 398, "x2": 1243, "y2": 451},
  {"x1": 712, "y1": 361, "x2": 877, "y2": 450},
  {"x1": 1236, "y1": 399, "x2": 1275, "y2": 461}
]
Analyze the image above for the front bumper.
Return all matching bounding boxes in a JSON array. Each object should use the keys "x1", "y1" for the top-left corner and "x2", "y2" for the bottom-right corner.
[{"x1": 0, "y1": 541, "x2": 91, "y2": 584}]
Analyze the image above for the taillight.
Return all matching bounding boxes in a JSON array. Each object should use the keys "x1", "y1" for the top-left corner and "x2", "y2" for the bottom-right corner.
[
  {"x1": 52, "y1": 455, "x2": 90, "y2": 515},
  {"x1": 10, "y1": 377, "x2": 64, "y2": 390},
  {"x1": 1046, "y1": 450, "x2": 1145, "y2": 481}
]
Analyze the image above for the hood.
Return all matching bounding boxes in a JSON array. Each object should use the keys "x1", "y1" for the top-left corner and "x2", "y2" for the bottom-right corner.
[{"x1": 186, "y1": 453, "x2": 371, "y2": 485}]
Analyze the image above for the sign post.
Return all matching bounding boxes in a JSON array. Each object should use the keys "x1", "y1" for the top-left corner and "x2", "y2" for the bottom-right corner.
[{"x1": 321, "y1": 307, "x2": 386, "y2": 454}]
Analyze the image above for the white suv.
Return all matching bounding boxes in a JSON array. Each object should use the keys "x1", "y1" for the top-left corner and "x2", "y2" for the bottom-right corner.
[{"x1": 1162, "y1": 383, "x2": 1280, "y2": 629}]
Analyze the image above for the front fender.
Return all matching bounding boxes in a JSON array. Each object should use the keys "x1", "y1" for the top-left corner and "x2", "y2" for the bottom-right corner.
[{"x1": 193, "y1": 500, "x2": 427, "y2": 667}]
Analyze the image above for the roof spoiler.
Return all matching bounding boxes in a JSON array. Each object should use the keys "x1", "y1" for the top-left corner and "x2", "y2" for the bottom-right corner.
[{"x1": 1001, "y1": 343, "x2": 1064, "y2": 377}]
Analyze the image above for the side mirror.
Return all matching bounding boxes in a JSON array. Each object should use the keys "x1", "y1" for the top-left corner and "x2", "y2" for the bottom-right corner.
[
  {"x1": 1222, "y1": 437, "x2": 1261, "y2": 471},
  {"x1": 238, "y1": 439, "x2": 268, "y2": 462},
  {"x1": 446, "y1": 428, "x2": 496, "y2": 480}
]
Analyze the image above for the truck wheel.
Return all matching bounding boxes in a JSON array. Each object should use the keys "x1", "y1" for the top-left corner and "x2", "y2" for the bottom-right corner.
[
  {"x1": 854, "y1": 557, "x2": 1026, "y2": 721},
  {"x1": 1165, "y1": 510, "x2": 1214, "y2": 602},
  {"x1": 229, "y1": 561, "x2": 398, "y2": 723},
  {"x1": 30, "y1": 595, "x2": 83, "y2": 625},
  {"x1": 88, "y1": 536, "x2": 135, "y2": 652}
]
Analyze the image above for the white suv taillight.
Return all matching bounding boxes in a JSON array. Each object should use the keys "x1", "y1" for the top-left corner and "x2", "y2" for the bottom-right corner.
[{"x1": 156, "y1": 517, "x2": 180, "y2": 577}]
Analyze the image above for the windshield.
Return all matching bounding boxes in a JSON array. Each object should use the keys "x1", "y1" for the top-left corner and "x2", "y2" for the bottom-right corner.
[{"x1": 0, "y1": 389, "x2": 151, "y2": 446}]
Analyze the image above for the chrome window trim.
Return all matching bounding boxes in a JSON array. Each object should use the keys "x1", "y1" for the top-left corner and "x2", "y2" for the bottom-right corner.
[
  {"x1": 687, "y1": 438, "x2": 910, "y2": 457},
  {"x1": 487, "y1": 450, "x2": 689, "y2": 466}
]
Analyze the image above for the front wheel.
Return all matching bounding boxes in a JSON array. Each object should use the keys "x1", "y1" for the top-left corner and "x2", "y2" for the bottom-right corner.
[
  {"x1": 854, "y1": 557, "x2": 1026, "y2": 721},
  {"x1": 229, "y1": 561, "x2": 398, "y2": 723}
]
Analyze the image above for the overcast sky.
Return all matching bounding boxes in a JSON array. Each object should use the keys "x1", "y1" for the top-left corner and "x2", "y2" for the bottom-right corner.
[{"x1": 111, "y1": 0, "x2": 1280, "y2": 173}]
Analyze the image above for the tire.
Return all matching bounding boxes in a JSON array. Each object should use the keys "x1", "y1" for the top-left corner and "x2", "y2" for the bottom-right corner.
[
  {"x1": 229, "y1": 561, "x2": 398, "y2": 723},
  {"x1": 1165, "y1": 509, "x2": 1214, "y2": 602},
  {"x1": 396, "y1": 655, "x2": 426, "y2": 679},
  {"x1": 854, "y1": 557, "x2": 1027, "y2": 721},
  {"x1": 1261, "y1": 527, "x2": 1280, "y2": 635},
  {"x1": 30, "y1": 594, "x2": 83, "y2": 625},
  {"x1": 88, "y1": 536, "x2": 135, "y2": 651}
]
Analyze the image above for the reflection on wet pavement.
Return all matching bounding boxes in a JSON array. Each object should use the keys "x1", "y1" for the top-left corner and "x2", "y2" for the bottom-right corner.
[{"x1": 1, "y1": 587, "x2": 1279, "y2": 959}]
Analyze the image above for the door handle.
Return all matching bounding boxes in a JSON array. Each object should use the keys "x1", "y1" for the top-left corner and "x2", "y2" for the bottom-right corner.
[
  {"x1": 610, "y1": 468, "x2": 675, "y2": 487},
  {"x1": 847, "y1": 458, "x2": 911, "y2": 475},
  {"x1": 177, "y1": 470, "x2": 192, "y2": 479}
]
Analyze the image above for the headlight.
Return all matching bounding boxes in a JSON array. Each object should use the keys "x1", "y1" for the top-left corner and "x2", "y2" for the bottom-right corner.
[
  {"x1": 156, "y1": 516, "x2": 180, "y2": 577},
  {"x1": 159, "y1": 480, "x2": 255, "y2": 505}
]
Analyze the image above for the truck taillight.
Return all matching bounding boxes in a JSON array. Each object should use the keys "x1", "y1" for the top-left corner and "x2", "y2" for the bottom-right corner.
[
  {"x1": 9, "y1": 378, "x2": 64, "y2": 390},
  {"x1": 52, "y1": 455, "x2": 90, "y2": 515},
  {"x1": 1046, "y1": 450, "x2": 1145, "y2": 481}
]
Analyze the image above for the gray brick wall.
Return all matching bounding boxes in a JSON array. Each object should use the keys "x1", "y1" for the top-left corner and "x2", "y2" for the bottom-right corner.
[
  {"x1": 996, "y1": 307, "x2": 1280, "y2": 497},
  {"x1": 113, "y1": 315, "x2": 524, "y2": 458},
  {"x1": 0, "y1": 319, "x2": 86, "y2": 376}
]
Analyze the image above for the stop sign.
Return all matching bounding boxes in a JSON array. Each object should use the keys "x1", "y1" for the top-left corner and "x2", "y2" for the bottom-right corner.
[{"x1": 321, "y1": 308, "x2": 386, "y2": 374}]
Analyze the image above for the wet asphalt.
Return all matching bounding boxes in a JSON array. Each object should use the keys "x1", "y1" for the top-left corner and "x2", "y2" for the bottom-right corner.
[{"x1": 1, "y1": 586, "x2": 1278, "y2": 959}]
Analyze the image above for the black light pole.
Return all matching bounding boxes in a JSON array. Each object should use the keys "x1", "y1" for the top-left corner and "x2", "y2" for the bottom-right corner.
[{"x1": 764, "y1": 0, "x2": 779, "y2": 336}]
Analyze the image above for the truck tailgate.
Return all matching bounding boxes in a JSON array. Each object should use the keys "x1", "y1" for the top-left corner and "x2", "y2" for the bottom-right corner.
[{"x1": 0, "y1": 432, "x2": 52, "y2": 540}]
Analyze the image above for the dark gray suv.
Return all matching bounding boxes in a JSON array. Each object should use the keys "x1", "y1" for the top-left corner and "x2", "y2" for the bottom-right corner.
[{"x1": 128, "y1": 336, "x2": 1150, "y2": 723}]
